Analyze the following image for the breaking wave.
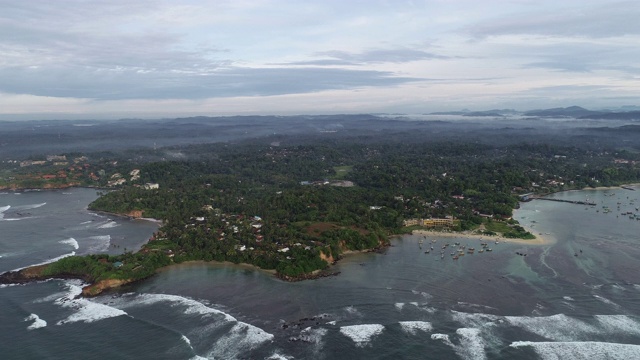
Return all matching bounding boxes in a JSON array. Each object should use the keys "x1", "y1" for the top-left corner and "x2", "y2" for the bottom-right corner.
[
  {"x1": 593, "y1": 294, "x2": 622, "y2": 309},
  {"x1": 55, "y1": 280, "x2": 128, "y2": 325},
  {"x1": 86, "y1": 235, "x2": 111, "y2": 253},
  {"x1": 24, "y1": 313, "x2": 47, "y2": 330},
  {"x1": 13, "y1": 202, "x2": 46, "y2": 211},
  {"x1": 339, "y1": 324, "x2": 385, "y2": 347},
  {"x1": 59, "y1": 237, "x2": 79, "y2": 250},
  {"x1": 399, "y1": 321, "x2": 433, "y2": 335},
  {"x1": 106, "y1": 293, "x2": 274, "y2": 359},
  {"x1": 432, "y1": 328, "x2": 487, "y2": 360},
  {"x1": 98, "y1": 220, "x2": 119, "y2": 229},
  {"x1": 510, "y1": 341, "x2": 640, "y2": 360}
]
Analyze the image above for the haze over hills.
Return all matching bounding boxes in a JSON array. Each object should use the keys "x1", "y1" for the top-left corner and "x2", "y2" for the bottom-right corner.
[
  {"x1": 2, "y1": 109, "x2": 640, "y2": 162},
  {"x1": 427, "y1": 105, "x2": 640, "y2": 120}
]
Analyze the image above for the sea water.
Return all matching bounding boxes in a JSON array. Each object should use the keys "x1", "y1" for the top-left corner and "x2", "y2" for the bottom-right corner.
[{"x1": 1, "y1": 187, "x2": 640, "y2": 359}]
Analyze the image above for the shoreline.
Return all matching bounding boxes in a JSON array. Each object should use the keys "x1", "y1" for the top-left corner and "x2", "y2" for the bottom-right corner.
[
  {"x1": 580, "y1": 183, "x2": 640, "y2": 191},
  {"x1": 4, "y1": 183, "x2": 636, "y2": 295},
  {"x1": 410, "y1": 228, "x2": 553, "y2": 246},
  {"x1": 88, "y1": 208, "x2": 163, "y2": 225},
  {"x1": 157, "y1": 260, "x2": 277, "y2": 275}
]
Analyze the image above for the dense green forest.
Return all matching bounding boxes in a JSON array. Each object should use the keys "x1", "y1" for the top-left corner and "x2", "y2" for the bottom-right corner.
[{"x1": 14, "y1": 133, "x2": 640, "y2": 284}]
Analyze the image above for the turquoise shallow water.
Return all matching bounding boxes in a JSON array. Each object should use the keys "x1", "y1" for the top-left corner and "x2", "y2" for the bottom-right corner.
[{"x1": 1, "y1": 187, "x2": 640, "y2": 359}]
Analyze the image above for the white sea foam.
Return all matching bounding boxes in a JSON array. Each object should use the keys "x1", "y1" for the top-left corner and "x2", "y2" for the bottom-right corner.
[
  {"x1": 593, "y1": 294, "x2": 622, "y2": 309},
  {"x1": 431, "y1": 333, "x2": 454, "y2": 346},
  {"x1": 432, "y1": 328, "x2": 487, "y2": 360},
  {"x1": 612, "y1": 284, "x2": 626, "y2": 291},
  {"x1": 32, "y1": 290, "x2": 70, "y2": 303},
  {"x1": 451, "y1": 310, "x2": 501, "y2": 328},
  {"x1": 510, "y1": 341, "x2": 640, "y2": 360},
  {"x1": 206, "y1": 322, "x2": 274, "y2": 359},
  {"x1": 411, "y1": 290, "x2": 432, "y2": 300},
  {"x1": 343, "y1": 305, "x2": 362, "y2": 318},
  {"x1": 55, "y1": 280, "x2": 127, "y2": 325},
  {"x1": 339, "y1": 324, "x2": 385, "y2": 347},
  {"x1": 504, "y1": 314, "x2": 598, "y2": 341},
  {"x1": 299, "y1": 326, "x2": 328, "y2": 343},
  {"x1": 24, "y1": 313, "x2": 47, "y2": 330},
  {"x1": 453, "y1": 311, "x2": 606, "y2": 343},
  {"x1": 181, "y1": 335, "x2": 192, "y2": 346},
  {"x1": 111, "y1": 293, "x2": 273, "y2": 358},
  {"x1": 124, "y1": 293, "x2": 236, "y2": 322},
  {"x1": 595, "y1": 315, "x2": 640, "y2": 336},
  {"x1": 11, "y1": 251, "x2": 76, "y2": 272},
  {"x1": 98, "y1": 220, "x2": 119, "y2": 229},
  {"x1": 295, "y1": 326, "x2": 329, "y2": 354},
  {"x1": 86, "y1": 235, "x2": 111, "y2": 253},
  {"x1": 1, "y1": 217, "x2": 36, "y2": 221},
  {"x1": 80, "y1": 220, "x2": 93, "y2": 225},
  {"x1": 399, "y1": 321, "x2": 433, "y2": 335},
  {"x1": 455, "y1": 328, "x2": 487, "y2": 360},
  {"x1": 563, "y1": 296, "x2": 574, "y2": 301},
  {"x1": 0, "y1": 205, "x2": 10, "y2": 213},
  {"x1": 0, "y1": 283, "x2": 25, "y2": 289},
  {"x1": 395, "y1": 302, "x2": 405, "y2": 310},
  {"x1": 326, "y1": 321, "x2": 337, "y2": 325},
  {"x1": 14, "y1": 202, "x2": 46, "y2": 210},
  {"x1": 456, "y1": 302, "x2": 498, "y2": 311},
  {"x1": 59, "y1": 237, "x2": 79, "y2": 250},
  {"x1": 266, "y1": 353, "x2": 293, "y2": 360}
]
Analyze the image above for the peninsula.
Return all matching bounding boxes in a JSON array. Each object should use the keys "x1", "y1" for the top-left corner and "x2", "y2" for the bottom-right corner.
[{"x1": 2, "y1": 116, "x2": 640, "y2": 295}]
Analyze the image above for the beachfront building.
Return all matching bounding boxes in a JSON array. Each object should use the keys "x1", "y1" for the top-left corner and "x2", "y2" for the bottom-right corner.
[{"x1": 403, "y1": 217, "x2": 454, "y2": 228}]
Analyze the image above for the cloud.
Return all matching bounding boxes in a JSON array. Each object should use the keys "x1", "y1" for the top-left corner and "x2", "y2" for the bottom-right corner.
[
  {"x1": 0, "y1": 66, "x2": 421, "y2": 100},
  {"x1": 297, "y1": 48, "x2": 450, "y2": 65},
  {"x1": 516, "y1": 41, "x2": 640, "y2": 74},
  {"x1": 464, "y1": 1, "x2": 640, "y2": 39}
]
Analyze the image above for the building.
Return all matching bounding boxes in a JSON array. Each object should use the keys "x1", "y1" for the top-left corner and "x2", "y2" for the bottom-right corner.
[
  {"x1": 403, "y1": 217, "x2": 454, "y2": 228},
  {"x1": 144, "y1": 183, "x2": 159, "y2": 190},
  {"x1": 421, "y1": 218, "x2": 453, "y2": 227}
]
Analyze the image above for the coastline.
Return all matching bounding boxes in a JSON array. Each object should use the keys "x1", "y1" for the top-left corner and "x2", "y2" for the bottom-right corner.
[
  {"x1": 410, "y1": 228, "x2": 553, "y2": 246},
  {"x1": 88, "y1": 208, "x2": 163, "y2": 225},
  {"x1": 580, "y1": 183, "x2": 640, "y2": 191},
  {"x1": 6, "y1": 183, "x2": 638, "y2": 295},
  {"x1": 157, "y1": 260, "x2": 277, "y2": 275}
]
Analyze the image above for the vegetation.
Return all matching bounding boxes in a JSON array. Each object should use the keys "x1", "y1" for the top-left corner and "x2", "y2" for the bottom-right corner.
[{"x1": 4, "y1": 126, "x2": 640, "y2": 284}]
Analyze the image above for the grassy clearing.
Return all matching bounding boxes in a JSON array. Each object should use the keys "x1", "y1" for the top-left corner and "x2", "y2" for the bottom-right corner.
[{"x1": 332, "y1": 165, "x2": 353, "y2": 179}]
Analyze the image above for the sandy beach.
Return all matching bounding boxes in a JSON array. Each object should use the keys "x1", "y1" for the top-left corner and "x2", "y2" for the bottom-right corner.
[
  {"x1": 581, "y1": 183, "x2": 640, "y2": 191},
  {"x1": 411, "y1": 228, "x2": 553, "y2": 246}
]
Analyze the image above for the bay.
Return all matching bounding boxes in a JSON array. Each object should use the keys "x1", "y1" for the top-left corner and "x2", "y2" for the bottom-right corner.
[{"x1": 1, "y1": 187, "x2": 640, "y2": 359}]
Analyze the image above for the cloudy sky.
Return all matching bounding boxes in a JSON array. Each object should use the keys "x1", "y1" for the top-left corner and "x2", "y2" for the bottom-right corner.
[{"x1": 1, "y1": 0, "x2": 639, "y2": 119}]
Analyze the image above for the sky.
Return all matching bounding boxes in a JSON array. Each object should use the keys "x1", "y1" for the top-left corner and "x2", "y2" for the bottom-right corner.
[{"x1": 1, "y1": 0, "x2": 639, "y2": 119}]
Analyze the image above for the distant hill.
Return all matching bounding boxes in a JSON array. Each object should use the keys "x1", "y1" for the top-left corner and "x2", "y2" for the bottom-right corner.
[
  {"x1": 428, "y1": 109, "x2": 517, "y2": 117},
  {"x1": 524, "y1": 106, "x2": 601, "y2": 118},
  {"x1": 580, "y1": 111, "x2": 640, "y2": 121}
]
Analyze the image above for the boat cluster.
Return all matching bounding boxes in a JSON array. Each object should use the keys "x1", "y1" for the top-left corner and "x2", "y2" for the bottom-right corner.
[{"x1": 421, "y1": 236, "x2": 494, "y2": 261}]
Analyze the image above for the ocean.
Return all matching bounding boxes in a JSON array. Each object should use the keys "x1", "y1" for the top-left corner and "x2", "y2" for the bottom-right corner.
[{"x1": 1, "y1": 187, "x2": 640, "y2": 359}]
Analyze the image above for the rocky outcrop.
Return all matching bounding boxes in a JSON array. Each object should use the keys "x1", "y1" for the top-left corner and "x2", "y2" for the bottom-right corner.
[
  {"x1": 319, "y1": 250, "x2": 335, "y2": 264},
  {"x1": 82, "y1": 278, "x2": 132, "y2": 297},
  {"x1": 126, "y1": 210, "x2": 144, "y2": 218}
]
